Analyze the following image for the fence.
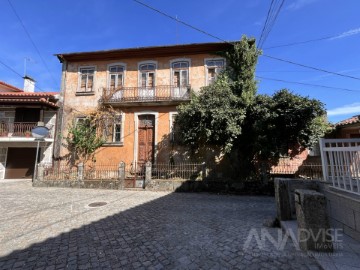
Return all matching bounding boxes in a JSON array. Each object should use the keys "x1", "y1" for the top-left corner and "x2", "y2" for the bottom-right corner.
[
  {"x1": 320, "y1": 138, "x2": 360, "y2": 195},
  {"x1": 37, "y1": 161, "x2": 204, "y2": 184},
  {"x1": 83, "y1": 163, "x2": 119, "y2": 180},
  {"x1": 152, "y1": 163, "x2": 204, "y2": 180},
  {"x1": 43, "y1": 162, "x2": 77, "y2": 181}
]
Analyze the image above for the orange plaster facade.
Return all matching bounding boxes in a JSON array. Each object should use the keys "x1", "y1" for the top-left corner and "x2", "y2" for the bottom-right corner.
[{"x1": 57, "y1": 43, "x2": 229, "y2": 165}]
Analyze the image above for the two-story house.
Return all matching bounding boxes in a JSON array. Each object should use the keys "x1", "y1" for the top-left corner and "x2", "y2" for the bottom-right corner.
[
  {"x1": 55, "y1": 42, "x2": 231, "y2": 166},
  {"x1": 0, "y1": 77, "x2": 58, "y2": 179}
]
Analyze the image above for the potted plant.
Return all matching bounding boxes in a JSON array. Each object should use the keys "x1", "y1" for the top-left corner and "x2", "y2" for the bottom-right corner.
[{"x1": 24, "y1": 130, "x2": 32, "y2": 138}]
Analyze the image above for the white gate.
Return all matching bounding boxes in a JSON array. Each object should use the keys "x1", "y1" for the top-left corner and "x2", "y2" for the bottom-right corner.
[{"x1": 320, "y1": 138, "x2": 360, "y2": 194}]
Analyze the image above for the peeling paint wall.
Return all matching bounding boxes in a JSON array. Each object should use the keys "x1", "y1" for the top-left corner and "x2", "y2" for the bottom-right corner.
[{"x1": 60, "y1": 53, "x2": 220, "y2": 164}]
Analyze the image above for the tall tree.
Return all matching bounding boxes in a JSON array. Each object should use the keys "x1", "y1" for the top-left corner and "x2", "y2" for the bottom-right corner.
[{"x1": 176, "y1": 36, "x2": 329, "y2": 180}]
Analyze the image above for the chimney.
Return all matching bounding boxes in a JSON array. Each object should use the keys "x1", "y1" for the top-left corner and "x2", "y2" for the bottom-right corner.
[{"x1": 23, "y1": 75, "x2": 35, "y2": 92}]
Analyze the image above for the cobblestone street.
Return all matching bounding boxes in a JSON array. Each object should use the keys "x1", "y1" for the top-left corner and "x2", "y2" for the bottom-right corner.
[{"x1": 0, "y1": 180, "x2": 321, "y2": 269}]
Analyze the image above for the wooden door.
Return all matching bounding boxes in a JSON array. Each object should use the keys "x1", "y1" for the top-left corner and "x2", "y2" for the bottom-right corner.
[{"x1": 138, "y1": 115, "x2": 155, "y2": 164}]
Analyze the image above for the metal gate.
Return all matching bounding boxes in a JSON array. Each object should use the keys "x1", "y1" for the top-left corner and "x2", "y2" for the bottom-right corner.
[{"x1": 320, "y1": 138, "x2": 360, "y2": 194}]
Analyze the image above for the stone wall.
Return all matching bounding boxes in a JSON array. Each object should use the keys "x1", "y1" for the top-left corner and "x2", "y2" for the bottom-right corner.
[
  {"x1": 319, "y1": 182, "x2": 360, "y2": 241},
  {"x1": 275, "y1": 178, "x2": 360, "y2": 242}
]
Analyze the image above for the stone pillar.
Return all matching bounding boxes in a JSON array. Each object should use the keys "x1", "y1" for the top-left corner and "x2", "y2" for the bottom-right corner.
[
  {"x1": 295, "y1": 189, "x2": 333, "y2": 252},
  {"x1": 201, "y1": 162, "x2": 207, "y2": 180},
  {"x1": 274, "y1": 179, "x2": 292, "y2": 221},
  {"x1": 118, "y1": 161, "x2": 125, "y2": 190},
  {"x1": 37, "y1": 164, "x2": 44, "y2": 182},
  {"x1": 145, "y1": 161, "x2": 152, "y2": 188},
  {"x1": 77, "y1": 163, "x2": 84, "y2": 182}
]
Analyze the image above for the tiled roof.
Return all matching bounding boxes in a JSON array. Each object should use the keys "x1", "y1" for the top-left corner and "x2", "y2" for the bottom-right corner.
[
  {"x1": 0, "y1": 92, "x2": 58, "y2": 97},
  {"x1": 0, "y1": 81, "x2": 23, "y2": 92},
  {"x1": 336, "y1": 115, "x2": 360, "y2": 126},
  {"x1": 0, "y1": 98, "x2": 58, "y2": 108}
]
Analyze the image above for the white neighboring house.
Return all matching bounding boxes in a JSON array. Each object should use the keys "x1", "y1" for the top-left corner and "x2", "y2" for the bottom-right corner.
[{"x1": 0, "y1": 76, "x2": 58, "y2": 179}]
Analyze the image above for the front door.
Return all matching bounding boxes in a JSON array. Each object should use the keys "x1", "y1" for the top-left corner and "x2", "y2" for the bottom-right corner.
[{"x1": 138, "y1": 115, "x2": 155, "y2": 164}]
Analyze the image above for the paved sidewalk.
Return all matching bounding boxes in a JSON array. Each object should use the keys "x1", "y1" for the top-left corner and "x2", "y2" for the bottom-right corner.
[{"x1": 0, "y1": 180, "x2": 321, "y2": 269}]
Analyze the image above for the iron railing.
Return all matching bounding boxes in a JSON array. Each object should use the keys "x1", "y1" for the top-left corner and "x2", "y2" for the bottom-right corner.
[
  {"x1": 152, "y1": 163, "x2": 203, "y2": 180},
  {"x1": 101, "y1": 85, "x2": 191, "y2": 103},
  {"x1": 83, "y1": 163, "x2": 119, "y2": 180},
  {"x1": 0, "y1": 122, "x2": 53, "y2": 138},
  {"x1": 43, "y1": 162, "x2": 77, "y2": 181}
]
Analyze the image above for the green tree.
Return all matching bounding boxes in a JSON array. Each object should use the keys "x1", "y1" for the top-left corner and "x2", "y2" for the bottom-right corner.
[
  {"x1": 176, "y1": 36, "x2": 260, "y2": 154},
  {"x1": 176, "y1": 36, "x2": 329, "y2": 180},
  {"x1": 66, "y1": 118, "x2": 105, "y2": 164}
]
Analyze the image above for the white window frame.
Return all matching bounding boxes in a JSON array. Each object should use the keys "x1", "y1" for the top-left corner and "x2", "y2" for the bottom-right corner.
[
  {"x1": 170, "y1": 58, "x2": 191, "y2": 86},
  {"x1": 138, "y1": 61, "x2": 157, "y2": 88},
  {"x1": 103, "y1": 113, "x2": 125, "y2": 145},
  {"x1": 204, "y1": 58, "x2": 225, "y2": 86},
  {"x1": 78, "y1": 66, "x2": 96, "y2": 92},
  {"x1": 107, "y1": 63, "x2": 126, "y2": 90}
]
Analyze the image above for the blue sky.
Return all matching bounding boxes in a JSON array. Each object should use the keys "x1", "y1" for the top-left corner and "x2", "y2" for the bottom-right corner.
[{"x1": 0, "y1": 0, "x2": 359, "y2": 123}]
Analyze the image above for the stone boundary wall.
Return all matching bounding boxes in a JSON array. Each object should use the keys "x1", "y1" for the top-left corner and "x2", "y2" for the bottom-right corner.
[
  {"x1": 319, "y1": 182, "x2": 360, "y2": 241},
  {"x1": 275, "y1": 178, "x2": 360, "y2": 241},
  {"x1": 33, "y1": 179, "x2": 120, "y2": 190}
]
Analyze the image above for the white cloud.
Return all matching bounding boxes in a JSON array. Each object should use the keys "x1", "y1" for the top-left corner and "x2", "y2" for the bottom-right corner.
[
  {"x1": 327, "y1": 103, "x2": 360, "y2": 116},
  {"x1": 286, "y1": 0, "x2": 318, "y2": 11},
  {"x1": 330, "y1": 27, "x2": 360, "y2": 40}
]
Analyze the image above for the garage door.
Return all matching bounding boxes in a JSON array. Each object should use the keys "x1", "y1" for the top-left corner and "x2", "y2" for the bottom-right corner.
[{"x1": 5, "y1": 148, "x2": 37, "y2": 179}]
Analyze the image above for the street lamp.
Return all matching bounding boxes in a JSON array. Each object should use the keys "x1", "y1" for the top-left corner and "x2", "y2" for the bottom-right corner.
[{"x1": 31, "y1": 122, "x2": 49, "y2": 182}]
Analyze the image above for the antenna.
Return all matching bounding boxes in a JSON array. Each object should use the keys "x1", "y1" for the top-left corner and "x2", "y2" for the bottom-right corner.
[
  {"x1": 24, "y1": 57, "x2": 30, "y2": 76},
  {"x1": 176, "y1": 15, "x2": 179, "y2": 44}
]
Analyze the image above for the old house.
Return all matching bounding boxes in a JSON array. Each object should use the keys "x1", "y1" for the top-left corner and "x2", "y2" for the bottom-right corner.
[
  {"x1": 55, "y1": 42, "x2": 231, "y2": 165},
  {"x1": 0, "y1": 77, "x2": 58, "y2": 179}
]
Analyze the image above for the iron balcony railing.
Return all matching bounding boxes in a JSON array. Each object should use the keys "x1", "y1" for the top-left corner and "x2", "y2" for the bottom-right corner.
[
  {"x1": 101, "y1": 85, "x2": 191, "y2": 103},
  {"x1": 0, "y1": 122, "x2": 53, "y2": 138}
]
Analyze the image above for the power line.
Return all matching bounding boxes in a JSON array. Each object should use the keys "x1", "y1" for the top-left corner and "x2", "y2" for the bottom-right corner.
[
  {"x1": 132, "y1": 0, "x2": 360, "y2": 82},
  {"x1": 256, "y1": 76, "x2": 360, "y2": 92},
  {"x1": 132, "y1": 0, "x2": 233, "y2": 45},
  {"x1": 264, "y1": 35, "x2": 334, "y2": 50},
  {"x1": 262, "y1": 54, "x2": 360, "y2": 81},
  {"x1": 258, "y1": 0, "x2": 274, "y2": 48},
  {"x1": 264, "y1": 28, "x2": 360, "y2": 50},
  {"x1": 0, "y1": 58, "x2": 45, "y2": 92},
  {"x1": 258, "y1": 0, "x2": 285, "y2": 49},
  {"x1": 7, "y1": 0, "x2": 58, "y2": 86}
]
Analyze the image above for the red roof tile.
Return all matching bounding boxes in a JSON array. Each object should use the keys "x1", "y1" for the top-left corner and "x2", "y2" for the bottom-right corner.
[
  {"x1": 336, "y1": 115, "x2": 360, "y2": 126},
  {"x1": 0, "y1": 92, "x2": 58, "y2": 97},
  {"x1": 0, "y1": 81, "x2": 23, "y2": 92}
]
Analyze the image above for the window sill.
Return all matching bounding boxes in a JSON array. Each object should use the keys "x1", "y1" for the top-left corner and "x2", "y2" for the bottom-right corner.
[
  {"x1": 75, "y1": 92, "x2": 95, "y2": 96},
  {"x1": 102, "y1": 142, "x2": 124, "y2": 147}
]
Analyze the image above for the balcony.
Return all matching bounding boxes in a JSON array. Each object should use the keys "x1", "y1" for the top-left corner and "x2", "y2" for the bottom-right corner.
[
  {"x1": 101, "y1": 85, "x2": 191, "y2": 106},
  {"x1": 0, "y1": 122, "x2": 53, "y2": 139}
]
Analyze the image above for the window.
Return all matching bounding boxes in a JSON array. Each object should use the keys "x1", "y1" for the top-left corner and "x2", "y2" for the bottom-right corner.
[
  {"x1": 139, "y1": 64, "x2": 156, "y2": 88},
  {"x1": 79, "y1": 67, "x2": 95, "y2": 92},
  {"x1": 139, "y1": 63, "x2": 156, "y2": 98},
  {"x1": 109, "y1": 65, "x2": 124, "y2": 91},
  {"x1": 172, "y1": 61, "x2": 189, "y2": 87},
  {"x1": 205, "y1": 59, "x2": 225, "y2": 85},
  {"x1": 103, "y1": 114, "x2": 123, "y2": 144}
]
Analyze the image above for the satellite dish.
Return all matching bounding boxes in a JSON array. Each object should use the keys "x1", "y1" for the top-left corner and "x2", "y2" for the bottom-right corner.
[{"x1": 31, "y1": 126, "x2": 50, "y2": 139}]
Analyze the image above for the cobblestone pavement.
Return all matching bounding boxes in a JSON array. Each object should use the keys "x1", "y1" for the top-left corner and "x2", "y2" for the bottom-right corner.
[{"x1": 0, "y1": 180, "x2": 322, "y2": 269}]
